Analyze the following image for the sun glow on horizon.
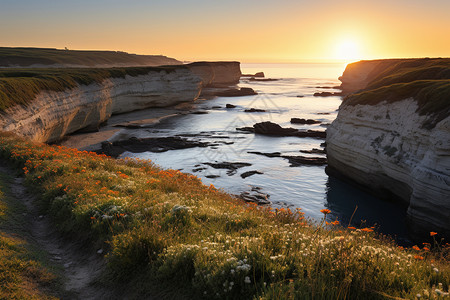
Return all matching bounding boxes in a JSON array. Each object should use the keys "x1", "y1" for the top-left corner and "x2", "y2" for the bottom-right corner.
[{"x1": 334, "y1": 39, "x2": 361, "y2": 62}]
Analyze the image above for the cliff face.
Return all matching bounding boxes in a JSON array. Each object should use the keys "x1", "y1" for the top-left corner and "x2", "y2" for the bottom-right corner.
[
  {"x1": 328, "y1": 58, "x2": 450, "y2": 239},
  {"x1": 187, "y1": 61, "x2": 241, "y2": 87},
  {"x1": 0, "y1": 68, "x2": 202, "y2": 143},
  {"x1": 0, "y1": 62, "x2": 242, "y2": 143}
]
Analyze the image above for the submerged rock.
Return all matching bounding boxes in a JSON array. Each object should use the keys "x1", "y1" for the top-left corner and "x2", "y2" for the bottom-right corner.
[
  {"x1": 191, "y1": 110, "x2": 209, "y2": 114},
  {"x1": 226, "y1": 104, "x2": 236, "y2": 108},
  {"x1": 248, "y1": 151, "x2": 282, "y2": 158},
  {"x1": 248, "y1": 151, "x2": 327, "y2": 166},
  {"x1": 239, "y1": 187, "x2": 270, "y2": 205},
  {"x1": 244, "y1": 108, "x2": 266, "y2": 113},
  {"x1": 290, "y1": 118, "x2": 321, "y2": 125},
  {"x1": 241, "y1": 72, "x2": 265, "y2": 78},
  {"x1": 248, "y1": 78, "x2": 278, "y2": 82},
  {"x1": 203, "y1": 162, "x2": 252, "y2": 176},
  {"x1": 313, "y1": 91, "x2": 342, "y2": 97},
  {"x1": 99, "y1": 137, "x2": 212, "y2": 158},
  {"x1": 281, "y1": 155, "x2": 327, "y2": 167},
  {"x1": 240, "y1": 170, "x2": 264, "y2": 178},
  {"x1": 215, "y1": 87, "x2": 257, "y2": 97},
  {"x1": 299, "y1": 148, "x2": 326, "y2": 154},
  {"x1": 205, "y1": 175, "x2": 220, "y2": 179},
  {"x1": 237, "y1": 122, "x2": 326, "y2": 139}
]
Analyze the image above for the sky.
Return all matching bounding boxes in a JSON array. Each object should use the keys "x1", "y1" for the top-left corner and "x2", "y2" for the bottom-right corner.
[{"x1": 1, "y1": 0, "x2": 449, "y2": 62}]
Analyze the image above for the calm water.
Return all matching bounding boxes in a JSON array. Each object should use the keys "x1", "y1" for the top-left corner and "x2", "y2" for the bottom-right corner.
[{"x1": 122, "y1": 63, "x2": 411, "y2": 245}]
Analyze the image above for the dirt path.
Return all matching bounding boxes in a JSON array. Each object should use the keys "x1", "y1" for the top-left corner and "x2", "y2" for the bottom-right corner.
[{"x1": 0, "y1": 163, "x2": 108, "y2": 299}]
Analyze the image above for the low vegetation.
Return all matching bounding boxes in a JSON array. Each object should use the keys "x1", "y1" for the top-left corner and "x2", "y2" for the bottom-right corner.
[
  {"x1": 0, "y1": 163, "x2": 60, "y2": 299},
  {"x1": 0, "y1": 132, "x2": 448, "y2": 299},
  {"x1": 344, "y1": 79, "x2": 450, "y2": 128},
  {"x1": 343, "y1": 58, "x2": 450, "y2": 128},
  {"x1": 0, "y1": 47, "x2": 180, "y2": 67},
  {"x1": 0, "y1": 66, "x2": 184, "y2": 111}
]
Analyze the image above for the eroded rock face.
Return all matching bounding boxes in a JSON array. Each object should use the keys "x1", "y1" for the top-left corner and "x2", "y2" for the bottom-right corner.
[
  {"x1": 0, "y1": 68, "x2": 202, "y2": 143},
  {"x1": 187, "y1": 61, "x2": 241, "y2": 87},
  {"x1": 326, "y1": 98, "x2": 450, "y2": 238},
  {"x1": 0, "y1": 62, "x2": 243, "y2": 143}
]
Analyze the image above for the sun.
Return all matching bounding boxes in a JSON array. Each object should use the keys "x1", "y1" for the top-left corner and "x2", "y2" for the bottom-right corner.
[{"x1": 334, "y1": 40, "x2": 360, "y2": 62}]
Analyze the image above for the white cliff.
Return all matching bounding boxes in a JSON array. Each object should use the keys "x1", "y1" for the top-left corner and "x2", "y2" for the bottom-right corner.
[
  {"x1": 327, "y1": 98, "x2": 450, "y2": 237},
  {"x1": 0, "y1": 62, "x2": 243, "y2": 143},
  {"x1": 0, "y1": 68, "x2": 202, "y2": 143}
]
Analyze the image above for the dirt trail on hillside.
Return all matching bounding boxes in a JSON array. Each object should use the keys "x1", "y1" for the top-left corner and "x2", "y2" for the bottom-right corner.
[{"x1": 0, "y1": 163, "x2": 108, "y2": 299}]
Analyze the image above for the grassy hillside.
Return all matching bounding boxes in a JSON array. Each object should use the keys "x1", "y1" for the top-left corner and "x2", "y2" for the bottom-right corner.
[
  {"x1": 0, "y1": 66, "x2": 185, "y2": 111},
  {"x1": 0, "y1": 47, "x2": 180, "y2": 68},
  {"x1": 343, "y1": 58, "x2": 450, "y2": 128},
  {"x1": 0, "y1": 132, "x2": 448, "y2": 299}
]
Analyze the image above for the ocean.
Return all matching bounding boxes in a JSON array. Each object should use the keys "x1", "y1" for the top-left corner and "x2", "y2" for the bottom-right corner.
[{"x1": 122, "y1": 63, "x2": 411, "y2": 245}]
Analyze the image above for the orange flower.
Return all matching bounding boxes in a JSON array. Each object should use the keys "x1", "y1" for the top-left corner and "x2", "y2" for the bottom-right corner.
[
  {"x1": 361, "y1": 228, "x2": 373, "y2": 232},
  {"x1": 348, "y1": 226, "x2": 356, "y2": 230},
  {"x1": 412, "y1": 245, "x2": 420, "y2": 251},
  {"x1": 331, "y1": 220, "x2": 339, "y2": 225},
  {"x1": 320, "y1": 209, "x2": 331, "y2": 215},
  {"x1": 430, "y1": 232, "x2": 437, "y2": 236},
  {"x1": 414, "y1": 255, "x2": 424, "y2": 260}
]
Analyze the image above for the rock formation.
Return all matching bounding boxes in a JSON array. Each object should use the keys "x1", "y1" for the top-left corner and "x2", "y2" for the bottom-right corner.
[
  {"x1": 327, "y1": 58, "x2": 450, "y2": 239},
  {"x1": 187, "y1": 61, "x2": 241, "y2": 87},
  {"x1": 0, "y1": 62, "x2": 243, "y2": 143}
]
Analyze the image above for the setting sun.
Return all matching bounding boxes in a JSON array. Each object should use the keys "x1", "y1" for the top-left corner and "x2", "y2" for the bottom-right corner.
[{"x1": 334, "y1": 40, "x2": 361, "y2": 62}]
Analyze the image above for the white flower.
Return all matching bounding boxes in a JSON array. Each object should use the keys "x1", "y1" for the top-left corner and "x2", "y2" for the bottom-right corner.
[
  {"x1": 244, "y1": 276, "x2": 251, "y2": 284},
  {"x1": 433, "y1": 267, "x2": 439, "y2": 273}
]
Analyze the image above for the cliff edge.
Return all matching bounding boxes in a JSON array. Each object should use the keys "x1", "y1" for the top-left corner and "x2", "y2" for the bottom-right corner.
[
  {"x1": 0, "y1": 47, "x2": 181, "y2": 68},
  {"x1": 327, "y1": 58, "x2": 450, "y2": 239},
  {"x1": 0, "y1": 62, "x2": 242, "y2": 143}
]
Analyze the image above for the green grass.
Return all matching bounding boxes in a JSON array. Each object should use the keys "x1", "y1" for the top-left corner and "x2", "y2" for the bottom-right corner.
[
  {"x1": 343, "y1": 58, "x2": 450, "y2": 129},
  {"x1": 344, "y1": 79, "x2": 450, "y2": 128},
  {"x1": 0, "y1": 47, "x2": 180, "y2": 67},
  {"x1": 366, "y1": 58, "x2": 450, "y2": 90},
  {"x1": 0, "y1": 66, "x2": 186, "y2": 111},
  {"x1": 0, "y1": 165, "x2": 61, "y2": 299},
  {"x1": 0, "y1": 132, "x2": 448, "y2": 299}
]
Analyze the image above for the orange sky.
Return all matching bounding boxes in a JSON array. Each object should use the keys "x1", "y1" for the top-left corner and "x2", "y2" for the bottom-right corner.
[{"x1": 1, "y1": 0, "x2": 449, "y2": 62}]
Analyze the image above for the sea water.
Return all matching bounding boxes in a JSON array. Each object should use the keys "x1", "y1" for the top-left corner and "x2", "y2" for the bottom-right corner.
[{"x1": 122, "y1": 63, "x2": 411, "y2": 245}]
